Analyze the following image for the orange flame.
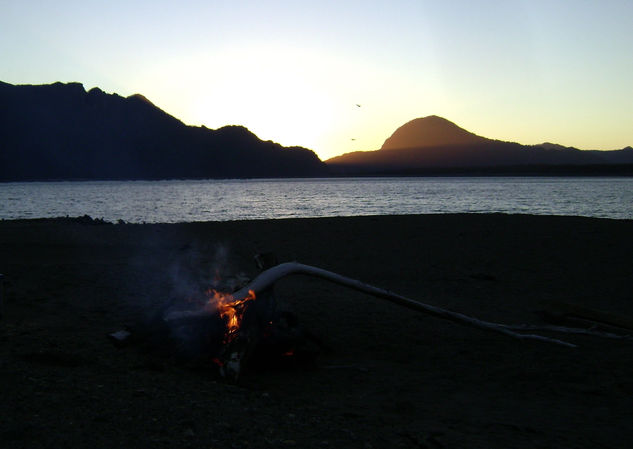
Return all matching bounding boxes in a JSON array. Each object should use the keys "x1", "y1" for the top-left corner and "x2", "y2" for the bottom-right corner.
[{"x1": 205, "y1": 288, "x2": 256, "y2": 343}]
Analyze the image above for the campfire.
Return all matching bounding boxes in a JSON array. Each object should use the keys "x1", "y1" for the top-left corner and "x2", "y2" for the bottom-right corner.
[
  {"x1": 206, "y1": 287, "x2": 257, "y2": 344},
  {"x1": 110, "y1": 256, "x2": 633, "y2": 383},
  {"x1": 157, "y1": 257, "x2": 318, "y2": 381},
  {"x1": 158, "y1": 259, "x2": 583, "y2": 380}
]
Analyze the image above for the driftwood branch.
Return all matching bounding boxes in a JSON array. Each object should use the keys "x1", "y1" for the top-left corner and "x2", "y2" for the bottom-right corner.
[
  {"x1": 500, "y1": 324, "x2": 633, "y2": 341},
  {"x1": 165, "y1": 262, "x2": 578, "y2": 348}
]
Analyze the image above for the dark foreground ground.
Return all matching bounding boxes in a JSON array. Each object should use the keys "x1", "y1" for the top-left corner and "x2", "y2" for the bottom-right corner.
[{"x1": 1, "y1": 214, "x2": 632, "y2": 448}]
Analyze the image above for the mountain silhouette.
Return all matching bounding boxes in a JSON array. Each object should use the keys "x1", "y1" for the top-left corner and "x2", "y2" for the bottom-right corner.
[
  {"x1": 0, "y1": 81, "x2": 327, "y2": 181},
  {"x1": 381, "y1": 115, "x2": 488, "y2": 149},
  {"x1": 327, "y1": 116, "x2": 633, "y2": 175}
]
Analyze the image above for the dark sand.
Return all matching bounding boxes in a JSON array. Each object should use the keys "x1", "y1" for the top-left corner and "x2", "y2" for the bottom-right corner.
[{"x1": 1, "y1": 214, "x2": 633, "y2": 448}]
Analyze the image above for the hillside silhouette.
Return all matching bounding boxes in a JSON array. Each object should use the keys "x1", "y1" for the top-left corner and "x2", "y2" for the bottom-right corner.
[
  {"x1": 382, "y1": 115, "x2": 488, "y2": 149},
  {"x1": 0, "y1": 81, "x2": 327, "y2": 181},
  {"x1": 327, "y1": 116, "x2": 633, "y2": 175}
]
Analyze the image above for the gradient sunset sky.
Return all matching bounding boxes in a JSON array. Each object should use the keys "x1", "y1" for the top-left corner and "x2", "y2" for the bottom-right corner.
[{"x1": 2, "y1": 0, "x2": 632, "y2": 160}]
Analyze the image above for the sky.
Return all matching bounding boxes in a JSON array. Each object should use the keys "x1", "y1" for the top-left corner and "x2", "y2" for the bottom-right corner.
[{"x1": 1, "y1": 0, "x2": 632, "y2": 160}]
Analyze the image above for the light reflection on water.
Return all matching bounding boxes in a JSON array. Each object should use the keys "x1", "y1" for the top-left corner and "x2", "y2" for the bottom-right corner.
[{"x1": 1, "y1": 177, "x2": 632, "y2": 223}]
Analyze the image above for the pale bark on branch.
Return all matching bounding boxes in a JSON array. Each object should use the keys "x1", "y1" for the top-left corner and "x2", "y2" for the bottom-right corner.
[{"x1": 165, "y1": 262, "x2": 581, "y2": 348}]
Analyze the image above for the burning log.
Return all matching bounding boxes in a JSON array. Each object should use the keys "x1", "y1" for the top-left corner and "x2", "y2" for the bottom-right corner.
[
  {"x1": 164, "y1": 262, "x2": 577, "y2": 348},
  {"x1": 160, "y1": 279, "x2": 281, "y2": 381}
]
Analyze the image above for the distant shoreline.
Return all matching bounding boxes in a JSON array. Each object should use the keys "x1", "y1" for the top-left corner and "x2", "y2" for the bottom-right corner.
[
  {"x1": 2, "y1": 212, "x2": 631, "y2": 229},
  {"x1": 3, "y1": 163, "x2": 633, "y2": 183},
  {"x1": 326, "y1": 163, "x2": 633, "y2": 178}
]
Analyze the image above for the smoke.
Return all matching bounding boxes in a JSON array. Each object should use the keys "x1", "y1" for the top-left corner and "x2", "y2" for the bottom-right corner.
[
  {"x1": 158, "y1": 241, "x2": 248, "y2": 357},
  {"x1": 166, "y1": 241, "x2": 242, "y2": 307},
  {"x1": 117, "y1": 236, "x2": 237, "y2": 353}
]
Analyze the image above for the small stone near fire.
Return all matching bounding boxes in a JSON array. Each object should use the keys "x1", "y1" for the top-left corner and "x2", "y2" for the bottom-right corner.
[{"x1": 107, "y1": 329, "x2": 132, "y2": 347}]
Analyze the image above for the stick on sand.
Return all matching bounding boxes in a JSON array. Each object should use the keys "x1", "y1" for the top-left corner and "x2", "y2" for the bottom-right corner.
[{"x1": 165, "y1": 262, "x2": 577, "y2": 348}]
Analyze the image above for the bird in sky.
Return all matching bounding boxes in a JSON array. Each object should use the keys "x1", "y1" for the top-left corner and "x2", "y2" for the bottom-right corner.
[{"x1": 355, "y1": 104, "x2": 361, "y2": 108}]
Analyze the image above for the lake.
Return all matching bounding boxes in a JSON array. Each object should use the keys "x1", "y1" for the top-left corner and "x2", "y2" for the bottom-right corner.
[{"x1": 1, "y1": 177, "x2": 632, "y2": 223}]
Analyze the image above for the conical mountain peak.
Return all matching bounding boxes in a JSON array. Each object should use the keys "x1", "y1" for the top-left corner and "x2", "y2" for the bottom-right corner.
[{"x1": 381, "y1": 115, "x2": 487, "y2": 150}]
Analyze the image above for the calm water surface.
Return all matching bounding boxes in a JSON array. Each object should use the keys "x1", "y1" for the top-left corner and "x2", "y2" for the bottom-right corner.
[{"x1": 1, "y1": 177, "x2": 632, "y2": 223}]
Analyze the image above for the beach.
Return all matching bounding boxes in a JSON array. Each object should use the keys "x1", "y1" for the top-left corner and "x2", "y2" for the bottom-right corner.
[{"x1": 1, "y1": 214, "x2": 632, "y2": 448}]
